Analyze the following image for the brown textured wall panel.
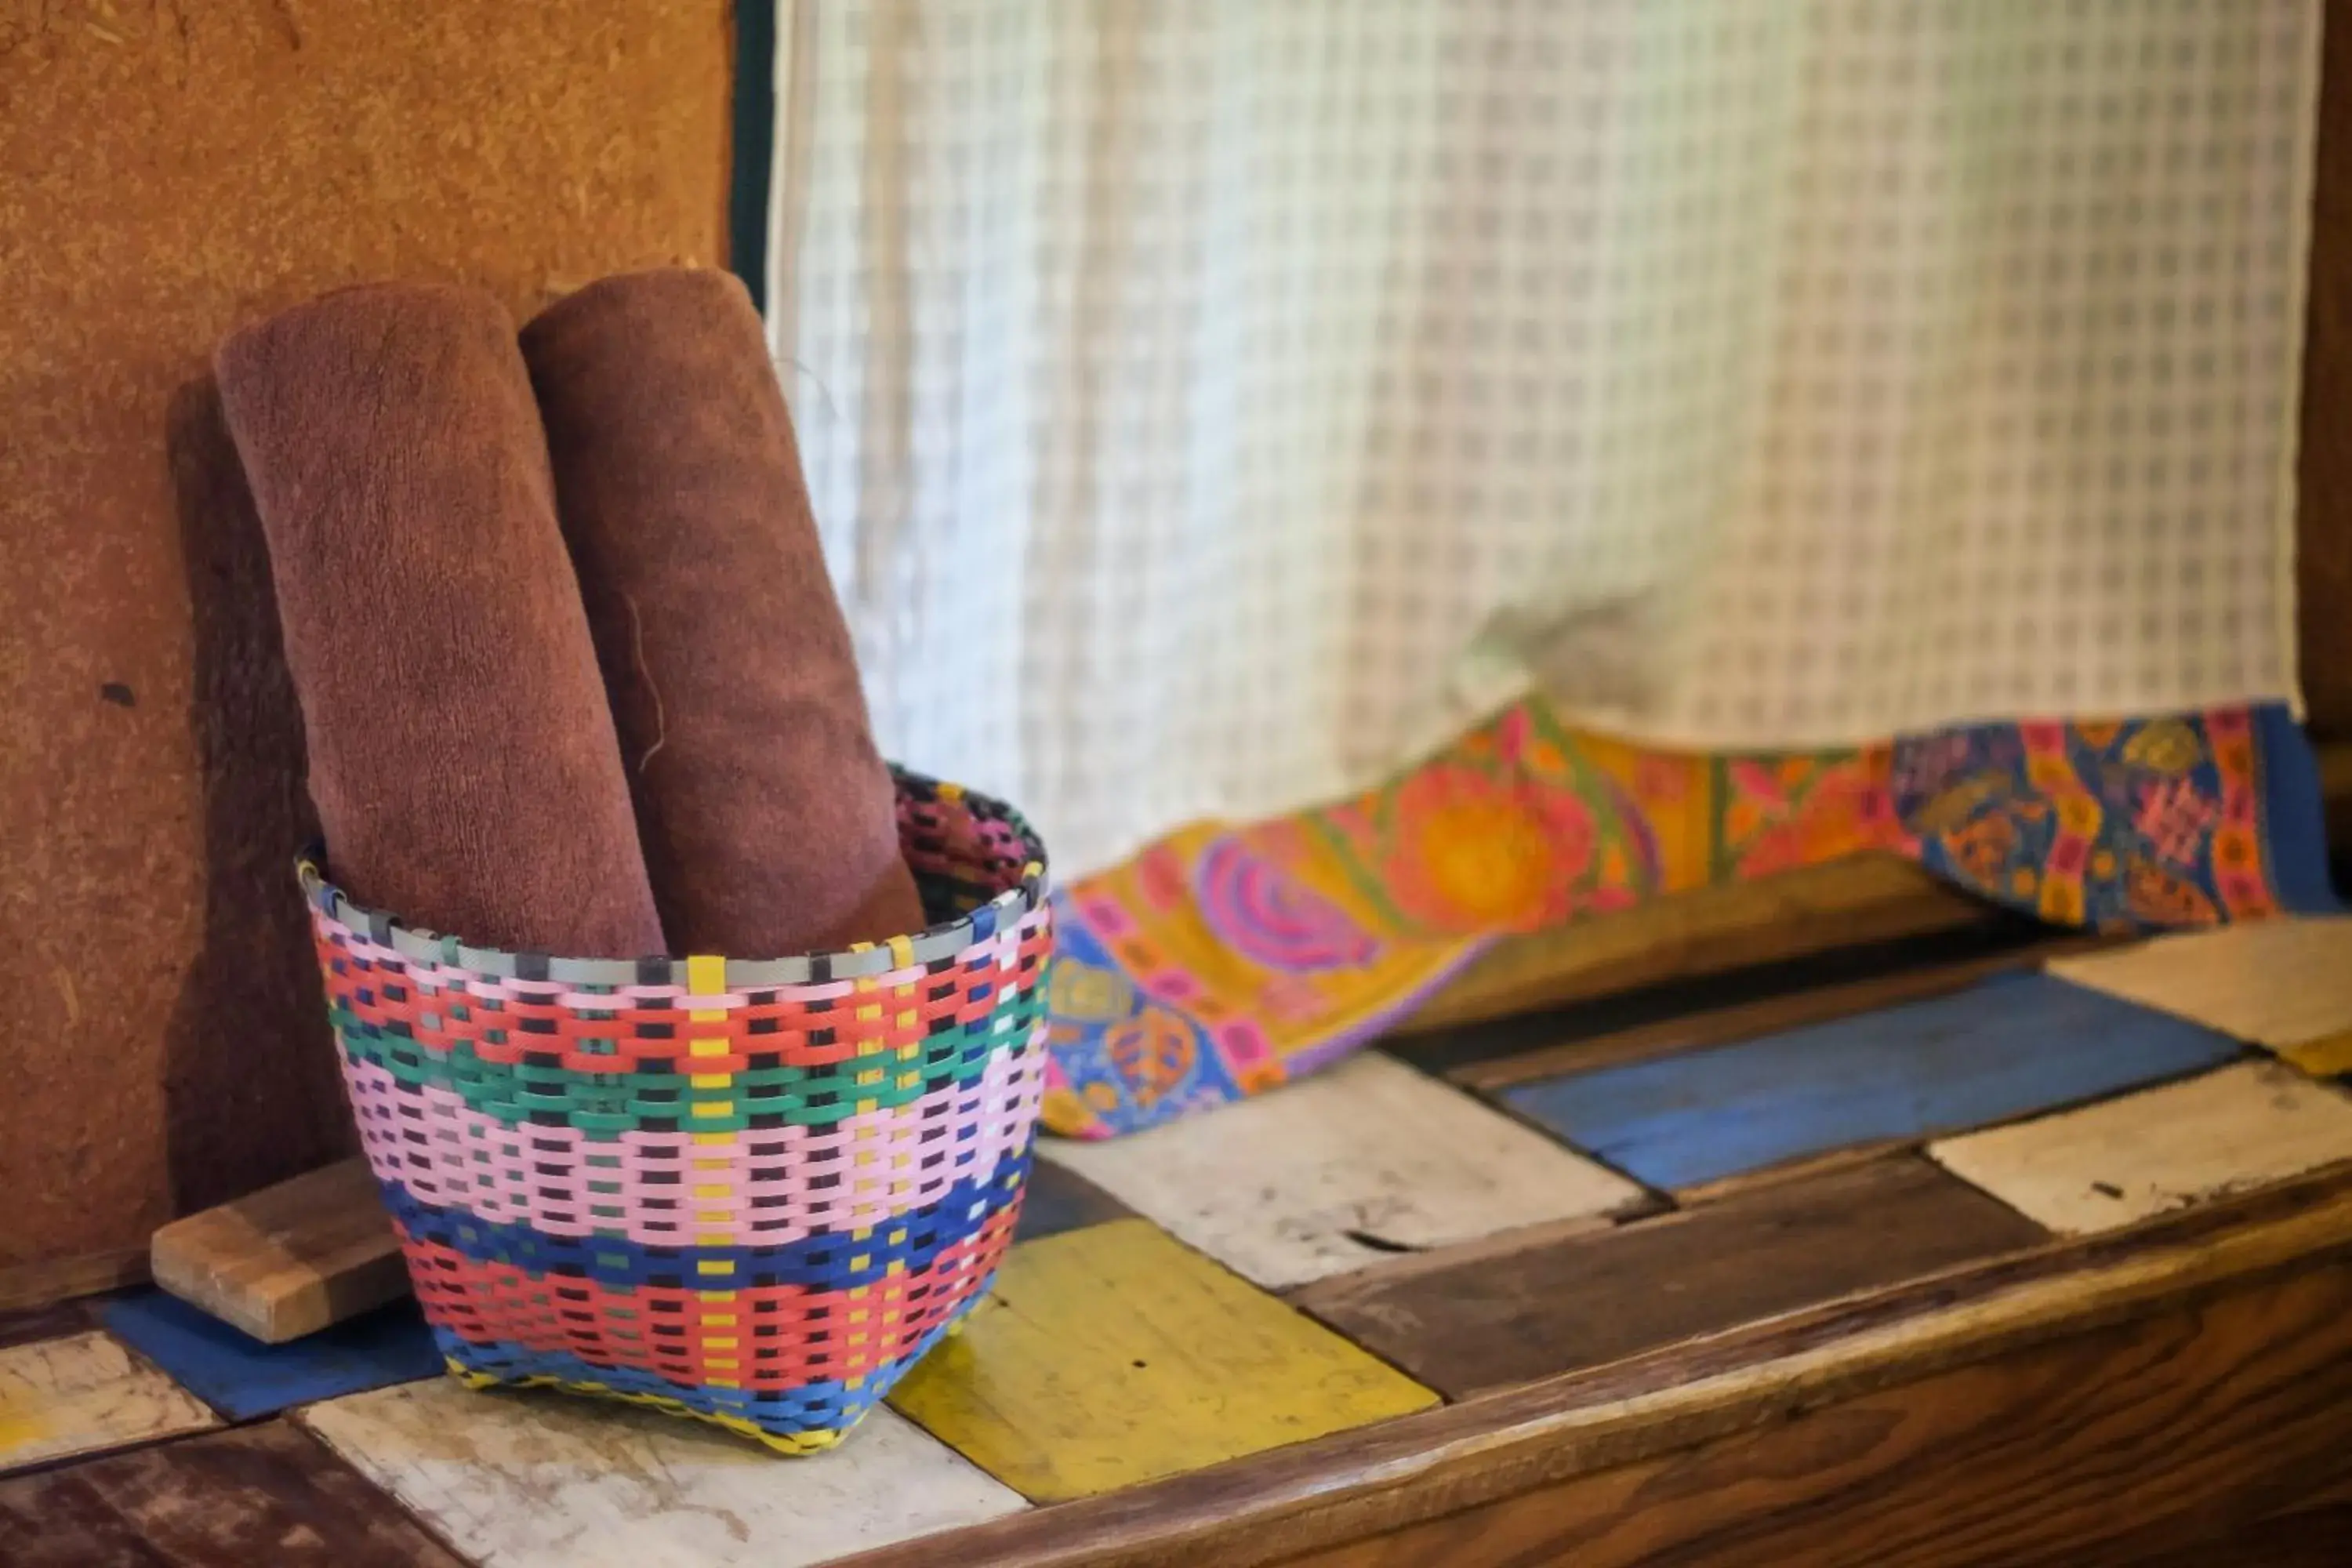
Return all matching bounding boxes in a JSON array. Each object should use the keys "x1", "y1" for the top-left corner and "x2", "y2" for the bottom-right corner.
[
  {"x1": 2301, "y1": 2, "x2": 2352, "y2": 739},
  {"x1": 0, "y1": 0, "x2": 731, "y2": 1266}
]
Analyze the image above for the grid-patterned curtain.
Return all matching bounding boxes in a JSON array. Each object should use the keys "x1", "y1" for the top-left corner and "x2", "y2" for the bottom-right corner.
[{"x1": 766, "y1": 0, "x2": 2318, "y2": 876}]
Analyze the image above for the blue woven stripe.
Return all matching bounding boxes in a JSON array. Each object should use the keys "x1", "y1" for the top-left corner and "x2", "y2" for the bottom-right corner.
[
  {"x1": 382, "y1": 1147, "x2": 1031, "y2": 1293},
  {"x1": 430, "y1": 1314, "x2": 967, "y2": 1436}
]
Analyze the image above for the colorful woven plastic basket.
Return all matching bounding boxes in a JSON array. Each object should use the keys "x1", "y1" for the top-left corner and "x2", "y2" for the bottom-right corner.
[{"x1": 303, "y1": 769, "x2": 1052, "y2": 1454}]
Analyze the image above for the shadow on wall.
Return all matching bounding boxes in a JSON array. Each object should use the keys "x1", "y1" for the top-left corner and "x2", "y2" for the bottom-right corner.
[{"x1": 162, "y1": 376, "x2": 356, "y2": 1214}]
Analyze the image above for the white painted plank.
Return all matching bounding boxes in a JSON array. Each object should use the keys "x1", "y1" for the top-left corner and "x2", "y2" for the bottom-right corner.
[
  {"x1": 1040, "y1": 1052, "x2": 1649, "y2": 1288},
  {"x1": 1929, "y1": 1061, "x2": 2352, "y2": 1235},
  {"x1": 0, "y1": 1330, "x2": 219, "y2": 1474},
  {"x1": 299, "y1": 1376, "x2": 1025, "y2": 1568},
  {"x1": 2048, "y1": 918, "x2": 2352, "y2": 1049}
]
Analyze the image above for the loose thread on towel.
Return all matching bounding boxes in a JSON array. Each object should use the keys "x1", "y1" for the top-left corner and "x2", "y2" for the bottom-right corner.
[
  {"x1": 772, "y1": 353, "x2": 840, "y2": 426},
  {"x1": 622, "y1": 590, "x2": 668, "y2": 775}
]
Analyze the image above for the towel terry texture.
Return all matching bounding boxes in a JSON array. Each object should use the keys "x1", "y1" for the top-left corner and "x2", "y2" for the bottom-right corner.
[
  {"x1": 521, "y1": 267, "x2": 925, "y2": 956},
  {"x1": 216, "y1": 282, "x2": 667, "y2": 959}
]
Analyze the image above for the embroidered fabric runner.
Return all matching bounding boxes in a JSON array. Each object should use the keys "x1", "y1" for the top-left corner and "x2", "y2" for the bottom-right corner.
[{"x1": 1040, "y1": 702, "x2": 2335, "y2": 1139}]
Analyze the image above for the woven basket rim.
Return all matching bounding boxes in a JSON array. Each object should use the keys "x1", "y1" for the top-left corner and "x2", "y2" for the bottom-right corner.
[{"x1": 299, "y1": 764, "x2": 1051, "y2": 989}]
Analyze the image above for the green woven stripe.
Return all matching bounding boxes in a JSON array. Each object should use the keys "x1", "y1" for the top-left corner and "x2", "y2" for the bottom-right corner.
[{"x1": 335, "y1": 990, "x2": 1045, "y2": 1134}]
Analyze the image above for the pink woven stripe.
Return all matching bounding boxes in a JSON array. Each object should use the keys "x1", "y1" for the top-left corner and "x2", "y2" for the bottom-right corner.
[{"x1": 341, "y1": 1042, "x2": 1046, "y2": 1246}]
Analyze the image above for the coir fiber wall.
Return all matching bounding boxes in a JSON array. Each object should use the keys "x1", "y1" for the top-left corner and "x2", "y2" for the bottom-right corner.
[{"x1": 0, "y1": 0, "x2": 732, "y2": 1266}]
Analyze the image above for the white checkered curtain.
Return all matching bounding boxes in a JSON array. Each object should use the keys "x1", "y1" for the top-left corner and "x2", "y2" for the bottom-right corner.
[{"x1": 767, "y1": 0, "x2": 2318, "y2": 877}]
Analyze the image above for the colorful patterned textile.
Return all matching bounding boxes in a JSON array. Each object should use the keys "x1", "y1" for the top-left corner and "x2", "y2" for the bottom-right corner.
[
  {"x1": 1040, "y1": 702, "x2": 2333, "y2": 1139},
  {"x1": 311, "y1": 771, "x2": 1054, "y2": 1454}
]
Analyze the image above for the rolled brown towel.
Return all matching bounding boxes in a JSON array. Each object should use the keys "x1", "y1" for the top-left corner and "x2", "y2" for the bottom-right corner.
[
  {"x1": 520, "y1": 267, "x2": 924, "y2": 956},
  {"x1": 216, "y1": 282, "x2": 667, "y2": 959}
]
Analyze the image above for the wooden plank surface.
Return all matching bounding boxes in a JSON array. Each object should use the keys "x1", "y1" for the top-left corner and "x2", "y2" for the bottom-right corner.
[
  {"x1": 1295, "y1": 1157, "x2": 2047, "y2": 1399},
  {"x1": 838, "y1": 1166, "x2": 2352, "y2": 1568},
  {"x1": 1497, "y1": 973, "x2": 2244, "y2": 1192},
  {"x1": 97, "y1": 1290, "x2": 443, "y2": 1421},
  {"x1": 2049, "y1": 919, "x2": 2352, "y2": 1054},
  {"x1": 1399, "y1": 854, "x2": 2002, "y2": 1034},
  {"x1": 302, "y1": 1377, "x2": 1026, "y2": 1568},
  {"x1": 0, "y1": 1418, "x2": 467, "y2": 1566},
  {"x1": 1042, "y1": 1054, "x2": 1649, "y2": 1289},
  {"x1": 1268, "y1": 1256, "x2": 2352, "y2": 1568},
  {"x1": 0, "y1": 1247, "x2": 150, "y2": 1314},
  {"x1": 887, "y1": 1219, "x2": 1436, "y2": 1503},
  {"x1": 1013, "y1": 1160, "x2": 1136, "y2": 1246},
  {"x1": 0, "y1": 1301, "x2": 92, "y2": 1356},
  {"x1": 1401, "y1": 920, "x2": 2091, "y2": 1087},
  {"x1": 0, "y1": 1329, "x2": 219, "y2": 1475},
  {"x1": 2278, "y1": 1031, "x2": 2352, "y2": 1080},
  {"x1": 151, "y1": 1156, "x2": 407, "y2": 1343},
  {"x1": 1929, "y1": 1062, "x2": 2352, "y2": 1236}
]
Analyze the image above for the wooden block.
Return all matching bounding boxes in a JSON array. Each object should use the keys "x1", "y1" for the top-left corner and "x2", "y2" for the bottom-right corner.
[
  {"x1": 1294, "y1": 1156, "x2": 2047, "y2": 1399},
  {"x1": 300, "y1": 1376, "x2": 1025, "y2": 1567},
  {"x1": 151, "y1": 1156, "x2": 408, "y2": 1344},
  {"x1": 0, "y1": 1330, "x2": 219, "y2": 1475},
  {"x1": 887, "y1": 1219, "x2": 1438, "y2": 1502},
  {"x1": 97, "y1": 1291, "x2": 444, "y2": 1422},
  {"x1": 1014, "y1": 1159, "x2": 1135, "y2": 1246},
  {"x1": 1930, "y1": 1062, "x2": 2352, "y2": 1236},
  {"x1": 0, "y1": 1419, "x2": 467, "y2": 1567},
  {"x1": 1041, "y1": 1054, "x2": 1649, "y2": 1289},
  {"x1": 1499, "y1": 972, "x2": 2244, "y2": 1192},
  {"x1": 2049, "y1": 918, "x2": 2352, "y2": 1051}
]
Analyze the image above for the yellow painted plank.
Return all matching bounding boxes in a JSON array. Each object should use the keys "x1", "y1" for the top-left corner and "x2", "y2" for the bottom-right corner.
[
  {"x1": 887, "y1": 1219, "x2": 1438, "y2": 1502},
  {"x1": 2048, "y1": 918, "x2": 2352, "y2": 1051},
  {"x1": 0, "y1": 1330, "x2": 219, "y2": 1475},
  {"x1": 1929, "y1": 1062, "x2": 2352, "y2": 1235},
  {"x1": 2281, "y1": 1029, "x2": 2352, "y2": 1079}
]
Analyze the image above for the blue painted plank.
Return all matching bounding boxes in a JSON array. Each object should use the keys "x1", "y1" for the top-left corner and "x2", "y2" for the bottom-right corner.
[
  {"x1": 1499, "y1": 972, "x2": 2244, "y2": 1191},
  {"x1": 98, "y1": 1292, "x2": 443, "y2": 1422}
]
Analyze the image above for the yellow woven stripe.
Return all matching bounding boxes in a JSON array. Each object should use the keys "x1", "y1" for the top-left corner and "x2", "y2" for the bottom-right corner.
[{"x1": 687, "y1": 953, "x2": 730, "y2": 1063}]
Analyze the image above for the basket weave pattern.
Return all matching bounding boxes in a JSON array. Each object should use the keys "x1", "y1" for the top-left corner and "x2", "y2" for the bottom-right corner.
[{"x1": 307, "y1": 771, "x2": 1052, "y2": 1452}]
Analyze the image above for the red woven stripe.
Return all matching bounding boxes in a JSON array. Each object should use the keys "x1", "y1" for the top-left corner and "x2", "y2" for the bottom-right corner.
[
  {"x1": 321, "y1": 918, "x2": 1054, "y2": 1073},
  {"x1": 396, "y1": 1203, "x2": 1017, "y2": 1390}
]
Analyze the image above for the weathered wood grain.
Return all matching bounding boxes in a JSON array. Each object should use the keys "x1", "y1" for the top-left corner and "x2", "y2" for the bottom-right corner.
[
  {"x1": 832, "y1": 1167, "x2": 2352, "y2": 1568},
  {"x1": 1443, "y1": 930, "x2": 2111, "y2": 1093},
  {"x1": 1399, "y1": 854, "x2": 2007, "y2": 1035},
  {"x1": 1392, "y1": 921, "x2": 2098, "y2": 1091},
  {"x1": 1042, "y1": 1054, "x2": 1649, "y2": 1289},
  {"x1": 887, "y1": 1219, "x2": 1437, "y2": 1503},
  {"x1": 302, "y1": 1377, "x2": 1025, "y2": 1567},
  {"x1": 0, "y1": 1247, "x2": 150, "y2": 1315},
  {"x1": 1932, "y1": 1062, "x2": 2352, "y2": 1235},
  {"x1": 150, "y1": 1156, "x2": 408, "y2": 1343},
  {"x1": 1270, "y1": 1257, "x2": 2352, "y2": 1568},
  {"x1": 1295, "y1": 1156, "x2": 2047, "y2": 1399},
  {"x1": 0, "y1": 1301, "x2": 93, "y2": 1356},
  {"x1": 2049, "y1": 919, "x2": 2352, "y2": 1055},
  {"x1": 0, "y1": 1330, "x2": 219, "y2": 1476},
  {"x1": 0, "y1": 1418, "x2": 466, "y2": 1566},
  {"x1": 1498, "y1": 973, "x2": 2245, "y2": 1192}
]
